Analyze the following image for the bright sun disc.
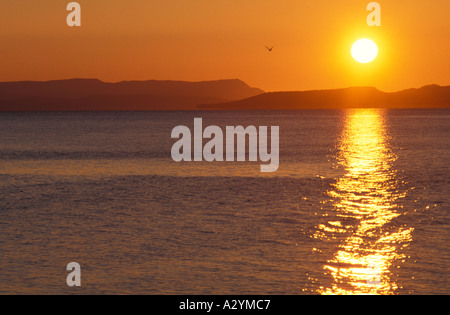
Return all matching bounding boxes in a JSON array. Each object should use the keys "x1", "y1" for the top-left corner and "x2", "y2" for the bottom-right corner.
[{"x1": 351, "y1": 39, "x2": 378, "y2": 63}]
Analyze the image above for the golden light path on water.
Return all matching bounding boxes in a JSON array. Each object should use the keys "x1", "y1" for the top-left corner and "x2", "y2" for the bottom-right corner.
[{"x1": 316, "y1": 109, "x2": 414, "y2": 295}]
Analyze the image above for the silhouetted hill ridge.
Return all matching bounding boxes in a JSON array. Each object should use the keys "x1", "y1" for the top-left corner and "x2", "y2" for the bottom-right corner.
[
  {"x1": 0, "y1": 79, "x2": 448, "y2": 111},
  {"x1": 200, "y1": 85, "x2": 450, "y2": 109},
  {"x1": 0, "y1": 78, "x2": 264, "y2": 111}
]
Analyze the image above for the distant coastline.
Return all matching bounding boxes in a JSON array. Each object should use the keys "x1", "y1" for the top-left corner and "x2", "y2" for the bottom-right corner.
[
  {"x1": 0, "y1": 79, "x2": 264, "y2": 111},
  {"x1": 0, "y1": 79, "x2": 448, "y2": 111},
  {"x1": 201, "y1": 85, "x2": 450, "y2": 110}
]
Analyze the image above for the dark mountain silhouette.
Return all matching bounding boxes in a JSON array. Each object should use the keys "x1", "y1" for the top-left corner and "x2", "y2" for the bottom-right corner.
[
  {"x1": 0, "y1": 80, "x2": 448, "y2": 111},
  {"x1": 199, "y1": 85, "x2": 450, "y2": 110},
  {"x1": 0, "y1": 79, "x2": 264, "y2": 111}
]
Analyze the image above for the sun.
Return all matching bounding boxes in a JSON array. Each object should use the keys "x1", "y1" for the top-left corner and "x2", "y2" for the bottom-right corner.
[{"x1": 351, "y1": 39, "x2": 378, "y2": 63}]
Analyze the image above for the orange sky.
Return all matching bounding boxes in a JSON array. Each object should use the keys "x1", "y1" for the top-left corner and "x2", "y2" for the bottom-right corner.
[{"x1": 0, "y1": 0, "x2": 448, "y2": 92}]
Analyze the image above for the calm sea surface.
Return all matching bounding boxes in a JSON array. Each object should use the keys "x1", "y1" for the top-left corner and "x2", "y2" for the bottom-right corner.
[{"x1": 0, "y1": 109, "x2": 448, "y2": 294}]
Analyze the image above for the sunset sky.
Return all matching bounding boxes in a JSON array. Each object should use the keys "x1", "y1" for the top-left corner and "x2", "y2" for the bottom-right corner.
[{"x1": 0, "y1": 0, "x2": 449, "y2": 92}]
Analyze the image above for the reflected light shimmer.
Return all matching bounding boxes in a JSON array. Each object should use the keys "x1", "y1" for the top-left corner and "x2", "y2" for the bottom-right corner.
[{"x1": 317, "y1": 109, "x2": 413, "y2": 295}]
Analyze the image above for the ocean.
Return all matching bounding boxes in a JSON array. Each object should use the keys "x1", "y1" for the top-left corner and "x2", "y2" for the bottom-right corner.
[{"x1": 0, "y1": 109, "x2": 448, "y2": 294}]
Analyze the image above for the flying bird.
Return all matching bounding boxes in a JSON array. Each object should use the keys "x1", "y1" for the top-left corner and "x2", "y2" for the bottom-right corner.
[{"x1": 265, "y1": 46, "x2": 274, "y2": 52}]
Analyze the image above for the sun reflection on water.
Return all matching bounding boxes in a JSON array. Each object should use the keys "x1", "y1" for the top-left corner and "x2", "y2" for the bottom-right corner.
[{"x1": 316, "y1": 109, "x2": 413, "y2": 295}]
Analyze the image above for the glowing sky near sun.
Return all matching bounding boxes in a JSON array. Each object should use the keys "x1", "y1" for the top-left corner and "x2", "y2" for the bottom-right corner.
[{"x1": 0, "y1": 0, "x2": 448, "y2": 91}]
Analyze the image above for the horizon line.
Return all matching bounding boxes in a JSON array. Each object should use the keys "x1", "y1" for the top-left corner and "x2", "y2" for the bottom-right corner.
[{"x1": 0, "y1": 77, "x2": 448, "y2": 94}]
